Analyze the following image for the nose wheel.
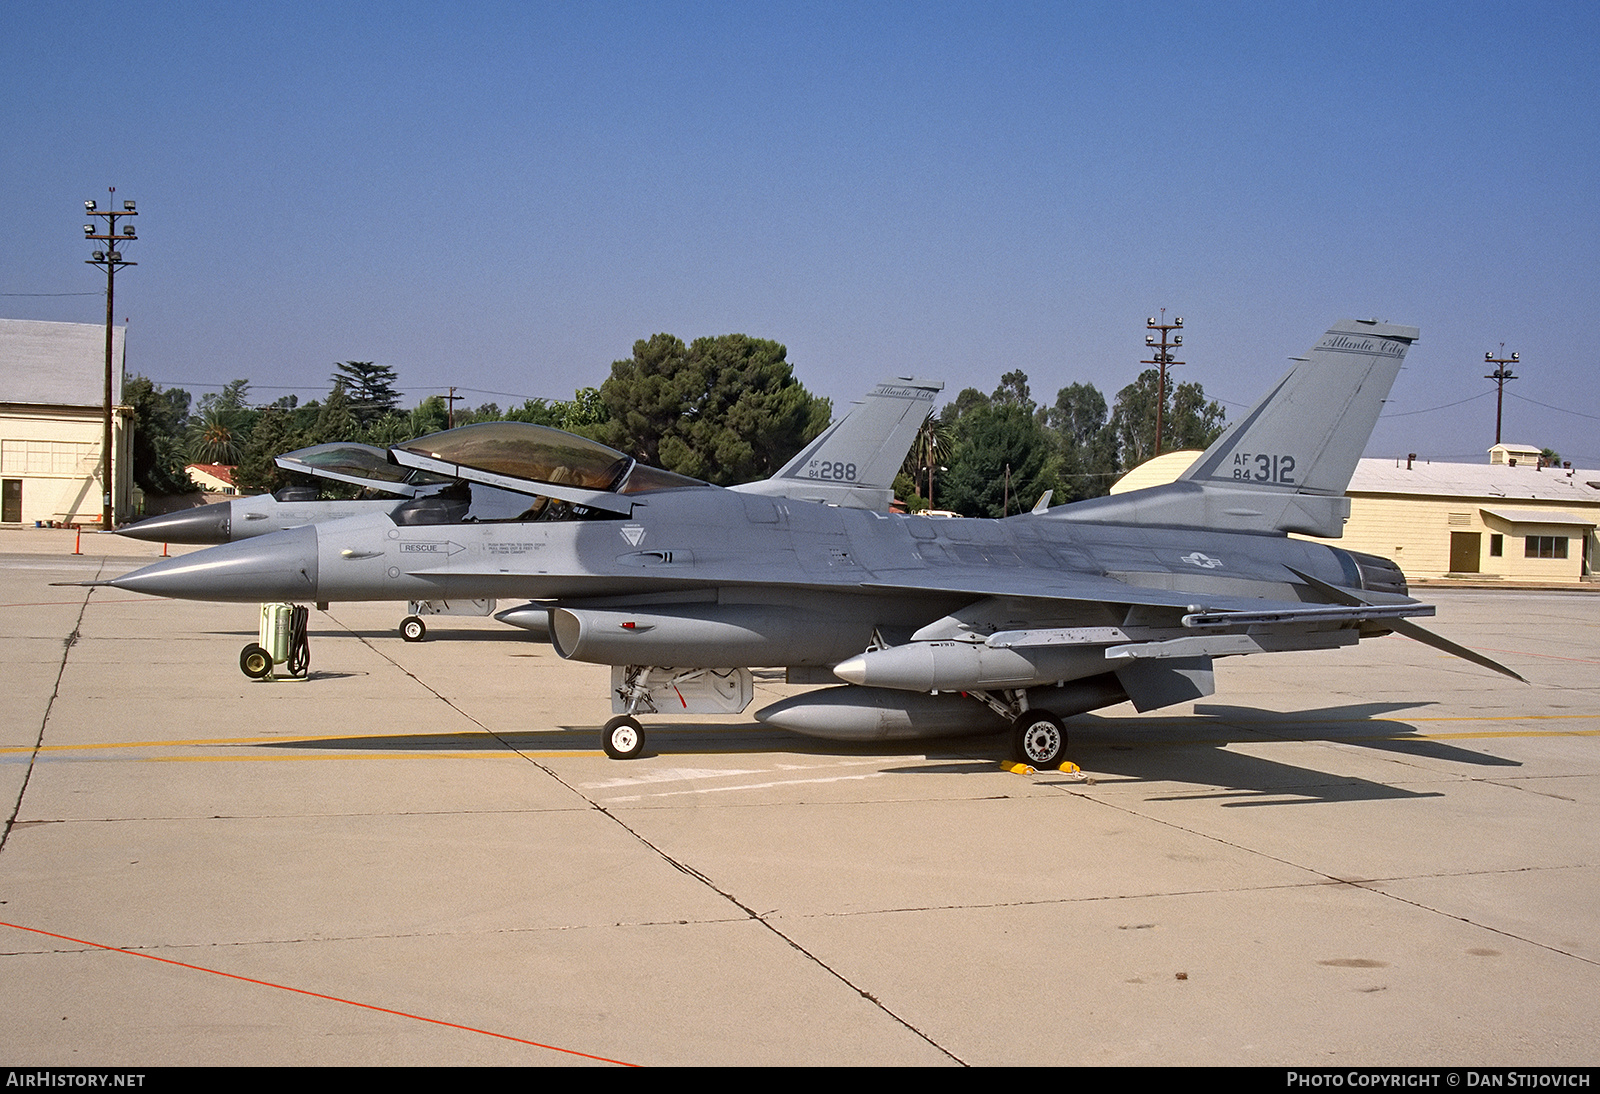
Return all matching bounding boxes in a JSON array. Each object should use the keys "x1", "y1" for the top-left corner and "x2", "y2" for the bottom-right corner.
[
  {"x1": 602, "y1": 715, "x2": 646, "y2": 760},
  {"x1": 399, "y1": 615, "x2": 426, "y2": 642}
]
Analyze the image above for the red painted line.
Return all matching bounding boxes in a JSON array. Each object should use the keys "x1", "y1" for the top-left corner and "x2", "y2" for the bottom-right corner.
[
  {"x1": 1475, "y1": 646, "x2": 1600, "y2": 666},
  {"x1": 1, "y1": 920, "x2": 638, "y2": 1067}
]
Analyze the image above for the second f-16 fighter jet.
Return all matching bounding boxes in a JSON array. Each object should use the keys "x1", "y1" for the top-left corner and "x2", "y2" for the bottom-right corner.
[
  {"x1": 95, "y1": 320, "x2": 1520, "y2": 764},
  {"x1": 115, "y1": 378, "x2": 942, "y2": 640}
]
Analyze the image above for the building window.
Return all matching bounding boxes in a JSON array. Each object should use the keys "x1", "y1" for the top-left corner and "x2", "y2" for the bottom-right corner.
[
  {"x1": 1, "y1": 439, "x2": 98, "y2": 475},
  {"x1": 1525, "y1": 536, "x2": 1568, "y2": 559},
  {"x1": 1489, "y1": 534, "x2": 1503, "y2": 557}
]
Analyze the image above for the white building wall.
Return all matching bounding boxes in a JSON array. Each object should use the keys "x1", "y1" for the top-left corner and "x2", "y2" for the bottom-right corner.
[{"x1": 0, "y1": 407, "x2": 132, "y2": 524}]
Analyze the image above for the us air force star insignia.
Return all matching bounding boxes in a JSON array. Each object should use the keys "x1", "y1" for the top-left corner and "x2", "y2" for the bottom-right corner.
[
  {"x1": 1180, "y1": 552, "x2": 1223, "y2": 569},
  {"x1": 620, "y1": 524, "x2": 646, "y2": 547}
]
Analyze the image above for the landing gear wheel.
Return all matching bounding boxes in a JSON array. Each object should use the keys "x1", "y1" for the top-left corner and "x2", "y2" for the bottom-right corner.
[
  {"x1": 240, "y1": 643, "x2": 273, "y2": 680},
  {"x1": 1011, "y1": 711, "x2": 1067, "y2": 768},
  {"x1": 400, "y1": 615, "x2": 426, "y2": 642},
  {"x1": 602, "y1": 715, "x2": 646, "y2": 760}
]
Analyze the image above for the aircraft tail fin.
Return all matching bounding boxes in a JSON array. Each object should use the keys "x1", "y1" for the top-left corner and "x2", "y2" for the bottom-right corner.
[
  {"x1": 1060, "y1": 319, "x2": 1417, "y2": 536},
  {"x1": 732, "y1": 377, "x2": 943, "y2": 509}
]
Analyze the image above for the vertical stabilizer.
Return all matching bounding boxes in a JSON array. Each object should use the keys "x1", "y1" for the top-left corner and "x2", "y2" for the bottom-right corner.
[
  {"x1": 732, "y1": 377, "x2": 943, "y2": 509},
  {"x1": 1178, "y1": 319, "x2": 1417, "y2": 497},
  {"x1": 1058, "y1": 319, "x2": 1417, "y2": 536}
]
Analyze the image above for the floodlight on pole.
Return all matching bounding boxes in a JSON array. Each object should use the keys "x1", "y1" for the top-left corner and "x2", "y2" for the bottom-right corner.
[
  {"x1": 1483, "y1": 344, "x2": 1519, "y2": 446},
  {"x1": 1141, "y1": 309, "x2": 1185, "y2": 458},
  {"x1": 82, "y1": 186, "x2": 138, "y2": 529}
]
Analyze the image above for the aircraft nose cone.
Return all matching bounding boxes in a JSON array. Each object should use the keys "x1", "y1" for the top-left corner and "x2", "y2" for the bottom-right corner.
[
  {"x1": 117, "y1": 503, "x2": 232, "y2": 544},
  {"x1": 109, "y1": 525, "x2": 319, "y2": 602}
]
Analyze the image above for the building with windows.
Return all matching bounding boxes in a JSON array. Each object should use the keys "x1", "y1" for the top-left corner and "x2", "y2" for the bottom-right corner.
[
  {"x1": 0, "y1": 318, "x2": 131, "y2": 525},
  {"x1": 185, "y1": 463, "x2": 237, "y2": 495},
  {"x1": 1114, "y1": 445, "x2": 1599, "y2": 584}
]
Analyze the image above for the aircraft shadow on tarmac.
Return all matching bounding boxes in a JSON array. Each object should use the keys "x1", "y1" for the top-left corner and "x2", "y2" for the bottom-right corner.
[
  {"x1": 249, "y1": 698, "x2": 1518, "y2": 808},
  {"x1": 1024, "y1": 699, "x2": 1519, "y2": 808}
]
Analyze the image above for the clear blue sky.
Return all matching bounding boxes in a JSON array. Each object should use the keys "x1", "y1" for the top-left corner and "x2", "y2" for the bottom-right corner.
[{"x1": 5, "y1": 1, "x2": 1597, "y2": 465}]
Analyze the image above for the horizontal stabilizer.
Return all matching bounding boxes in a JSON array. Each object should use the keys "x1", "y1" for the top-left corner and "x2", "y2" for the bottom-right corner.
[
  {"x1": 1287, "y1": 566, "x2": 1525, "y2": 682},
  {"x1": 1385, "y1": 617, "x2": 1525, "y2": 682}
]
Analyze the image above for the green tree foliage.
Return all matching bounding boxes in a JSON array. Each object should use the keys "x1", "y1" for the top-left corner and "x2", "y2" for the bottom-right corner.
[
  {"x1": 940, "y1": 401, "x2": 1059, "y2": 518},
  {"x1": 931, "y1": 365, "x2": 1227, "y2": 512},
  {"x1": 186, "y1": 333, "x2": 826, "y2": 497},
  {"x1": 901, "y1": 414, "x2": 952, "y2": 511},
  {"x1": 312, "y1": 381, "x2": 361, "y2": 445},
  {"x1": 230, "y1": 408, "x2": 297, "y2": 496},
  {"x1": 597, "y1": 333, "x2": 830, "y2": 485},
  {"x1": 1109, "y1": 370, "x2": 1227, "y2": 470},
  {"x1": 938, "y1": 387, "x2": 991, "y2": 431},
  {"x1": 332, "y1": 361, "x2": 401, "y2": 425},
  {"x1": 125, "y1": 376, "x2": 196, "y2": 496},
  {"x1": 408, "y1": 396, "x2": 451, "y2": 438},
  {"x1": 503, "y1": 388, "x2": 609, "y2": 434},
  {"x1": 991, "y1": 370, "x2": 1032, "y2": 409},
  {"x1": 185, "y1": 379, "x2": 255, "y2": 466},
  {"x1": 362, "y1": 411, "x2": 414, "y2": 446},
  {"x1": 1047, "y1": 382, "x2": 1119, "y2": 502}
]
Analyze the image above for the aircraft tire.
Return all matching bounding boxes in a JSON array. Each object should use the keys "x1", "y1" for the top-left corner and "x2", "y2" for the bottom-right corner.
[
  {"x1": 602, "y1": 715, "x2": 646, "y2": 760},
  {"x1": 240, "y1": 643, "x2": 273, "y2": 680},
  {"x1": 1011, "y1": 711, "x2": 1067, "y2": 768},
  {"x1": 400, "y1": 616, "x2": 426, "y2": 642}
]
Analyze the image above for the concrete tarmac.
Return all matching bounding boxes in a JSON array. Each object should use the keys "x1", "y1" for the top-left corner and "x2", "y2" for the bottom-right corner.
[{"x1": 1, "y1": 529, "x2": 1597, "y2": 1066}]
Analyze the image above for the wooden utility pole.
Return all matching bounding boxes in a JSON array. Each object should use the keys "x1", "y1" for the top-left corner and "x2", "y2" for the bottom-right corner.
[
  {"x1": 1484, "y1": 345, "x2": 1519, "y2": 445},
  {"x1": 1142, "y1": 311, "x2": 1184, "y2": 457},
  {"x1": 83, "y1": 188, "x2": 137, "y2": 528}
]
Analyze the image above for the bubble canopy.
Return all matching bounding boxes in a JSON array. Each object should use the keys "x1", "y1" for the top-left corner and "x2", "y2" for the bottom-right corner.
[
  {"x1": 275, "y1": 442, "x2": 454, "y2": 496},
  {"x1": 390, "y1": 422, "x2": 704, "y2": 515}
]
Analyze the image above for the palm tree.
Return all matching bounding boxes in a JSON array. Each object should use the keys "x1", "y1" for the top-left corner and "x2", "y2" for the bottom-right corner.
[
  {"x1": 186, "y1": 406, "x2": 241, "y2": 466},
  {"x1": 902, "y1": 413, "x2": 952, "y2": 509}
]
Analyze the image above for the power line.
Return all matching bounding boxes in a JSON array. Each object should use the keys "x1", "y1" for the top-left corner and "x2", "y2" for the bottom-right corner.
[
  {"x1": 1506, "y1": 391, "x2": 1600, "y2": 423},
  {"x1": 1379, "y1": 390, "x2": 1493, "y2": 418}
]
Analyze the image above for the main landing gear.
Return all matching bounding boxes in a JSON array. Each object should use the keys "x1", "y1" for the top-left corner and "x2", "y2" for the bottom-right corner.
[
  {"x1": 960, "y1": 687, "x2": 1071, "y2": 769},
  {"x1": 1010, "y1": 710, "x2": 1068, "y2": 768}
]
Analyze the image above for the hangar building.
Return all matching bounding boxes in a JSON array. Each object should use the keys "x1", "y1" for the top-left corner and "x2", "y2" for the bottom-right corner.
[{"x1": 0, "y1": 318, "x2": 131, "y2": 526}]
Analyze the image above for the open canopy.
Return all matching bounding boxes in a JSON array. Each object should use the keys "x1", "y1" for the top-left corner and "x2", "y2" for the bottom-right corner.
[
  {"x1": 275, "y1": 442, "x2": 456, "y2": 496},
  {"x1": 390, "y1": 422, "x2": 705, "y2": 515}
]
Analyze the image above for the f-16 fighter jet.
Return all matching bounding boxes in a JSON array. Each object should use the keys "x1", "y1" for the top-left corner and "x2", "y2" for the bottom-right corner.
[
  {"x1": 92, "y1": 322, "x2": 1519, "y2": 764},
  {"x1": 116, "y1": 442, "x2": 457, "y2": 545},
  {"x1": 115, "y1": 378, "x2": 942, "y2": 640}
]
